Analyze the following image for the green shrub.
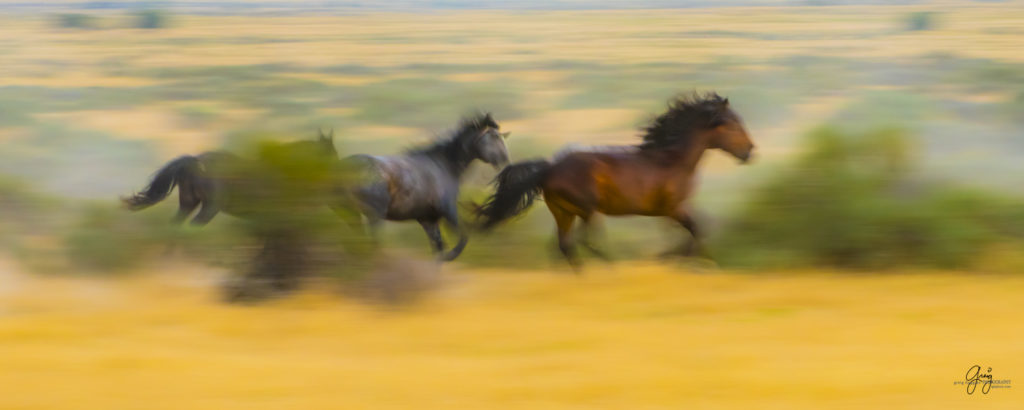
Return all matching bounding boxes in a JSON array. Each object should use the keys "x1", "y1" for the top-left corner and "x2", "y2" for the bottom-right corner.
[
  {"x1": 63, "y1": 204, "x2": 169, "y2": 272},
  {"x1": 712, "y1": 126, "x2": 1024, "y2": 270},
  {"x1": 55, "y1": 13, "x2": 96, "y2": 29},
  {"x1": 135, "y1": 10, "x2": 170, "y2": 29},
  {"x1": 905, "y1": 12, "x2": 937, "y2": 31}
]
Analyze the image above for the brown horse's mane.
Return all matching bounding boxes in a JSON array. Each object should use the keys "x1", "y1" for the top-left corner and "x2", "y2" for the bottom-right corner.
[{"x1": 638, "y1": 92, "x2": 728, "y2": 151}]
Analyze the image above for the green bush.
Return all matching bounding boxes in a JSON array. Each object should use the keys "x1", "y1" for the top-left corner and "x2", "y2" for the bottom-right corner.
[
  {"x1": 55, "y1": 13, "x2": 96, "y2": 29},
  {"x1": 712, "y1": 126, "x2": 1024, "y2": 270},
  {"x1": 135, "y1": 10, "x2": 170, "y2": 29},
  {"x1": 63, "y1": 204, "x2": 169, "y2": 272},
  {"x1": 905, "y1": 12, "x2": 937, "y2": 32}
]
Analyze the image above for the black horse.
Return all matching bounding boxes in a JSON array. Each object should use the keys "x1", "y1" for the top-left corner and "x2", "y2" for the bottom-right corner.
[
  {"x1": 122, "y1": 130, "x2": 339, "y2": 225},
  {"x1": 123, "y1": 131, "x2": 341, "y2": 298},
  {"x1": 334, "y1": 113, "x2": 510, "y2": 261}
]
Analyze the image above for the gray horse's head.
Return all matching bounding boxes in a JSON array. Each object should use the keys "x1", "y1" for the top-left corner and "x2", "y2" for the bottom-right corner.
[{"x1": 468, "y1": 113, "x2": 510, "y2": 169}]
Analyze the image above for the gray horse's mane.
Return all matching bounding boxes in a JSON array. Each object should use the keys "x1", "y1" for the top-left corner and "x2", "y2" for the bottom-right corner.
[{"x1": 406, "y1": 112, "x2": 498, "y2": 156}]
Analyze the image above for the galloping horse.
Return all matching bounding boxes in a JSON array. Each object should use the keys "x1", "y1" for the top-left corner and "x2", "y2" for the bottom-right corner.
[
  {"x1": 123, "y1": 131, "x2": 340, "y2": 297},
  {"x1": 122, "y1": 130, "x2": 339, "y2": 225},
  {"x1": 334, "y1": 113, "x2": 509, "y2": 261},
  {"x1": 475, "y1": 93, "x2": 754, "y2": 268}
]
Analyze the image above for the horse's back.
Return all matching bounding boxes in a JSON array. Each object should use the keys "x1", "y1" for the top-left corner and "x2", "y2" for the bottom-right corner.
[
  {"x1": 340, "y1": 153, "x2": 452, "y2": 220},
  {"x1": 544, "y1": 147, "x2": 692, "y2": 216}
]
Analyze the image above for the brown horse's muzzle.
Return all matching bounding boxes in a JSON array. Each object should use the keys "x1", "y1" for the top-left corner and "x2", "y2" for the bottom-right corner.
[{"x1": 737, "y1": 149, "x2": 753, "y2": 164}]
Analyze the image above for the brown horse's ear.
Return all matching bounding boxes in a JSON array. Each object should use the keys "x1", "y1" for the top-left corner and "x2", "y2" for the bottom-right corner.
[{"x1": 723, "y1": 97, "x2": 729, "y2": 106}]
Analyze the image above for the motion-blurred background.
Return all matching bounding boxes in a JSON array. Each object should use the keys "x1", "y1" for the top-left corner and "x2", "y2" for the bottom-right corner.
[{"x1": 1, "y1": 1, "x2": 1023, "y2": 408}]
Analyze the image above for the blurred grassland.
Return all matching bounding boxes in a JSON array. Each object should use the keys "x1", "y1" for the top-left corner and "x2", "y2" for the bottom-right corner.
[{"x1": 1, "y1": 261, "x2": 1023, "y2": 409}]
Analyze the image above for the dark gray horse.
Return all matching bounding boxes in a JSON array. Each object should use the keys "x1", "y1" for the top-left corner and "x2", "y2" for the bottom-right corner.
[
  {"x1": 122, "y1": 130, "x2": 339, "y2": 225},
  {"x1": 123, "y1": 131, "x2": 340, "y2": 297},
  {"x1": 335, "y1": 113, "x2": 510, "y2": 261}
]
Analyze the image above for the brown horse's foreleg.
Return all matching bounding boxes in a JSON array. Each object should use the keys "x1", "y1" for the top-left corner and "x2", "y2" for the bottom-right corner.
[
  {"x1": 547, "y1": 201, "x2": 581, "y2": 271},
  {"x1": 667, "y1": 208, "x2": 710, "y2": 259}
]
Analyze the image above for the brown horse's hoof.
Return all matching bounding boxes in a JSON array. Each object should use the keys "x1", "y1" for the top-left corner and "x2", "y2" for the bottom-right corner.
[
  {"x1": 221, "y1": 276, "x2": 276, "y2": 304},
  {"x1": 679, "y1": 257, "x2": 719, "y2": 273}
]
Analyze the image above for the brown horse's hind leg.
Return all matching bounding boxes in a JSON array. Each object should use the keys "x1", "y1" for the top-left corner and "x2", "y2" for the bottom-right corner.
[
  {"x1": 579, "y1": 213, "x2": 611, "y2": 261},
  {"x1": 547, "y1": 200, "x2": 581, "y2": 271}
]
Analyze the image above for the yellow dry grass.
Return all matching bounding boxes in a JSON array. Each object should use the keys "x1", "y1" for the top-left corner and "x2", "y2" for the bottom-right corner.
[{"x1": 1, "y1": 259, "x2": 1022, "y2": 409}]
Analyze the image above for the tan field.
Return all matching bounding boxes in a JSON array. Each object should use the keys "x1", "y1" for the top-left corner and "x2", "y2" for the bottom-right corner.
[{"x1": 1, "y1": 259, "x2": 1022, "y2": 409}]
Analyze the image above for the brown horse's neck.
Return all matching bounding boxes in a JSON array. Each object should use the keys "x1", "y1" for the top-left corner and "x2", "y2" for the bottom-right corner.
[{"x1": 642, "y1": 132, "x2": 711, "y2": 172}]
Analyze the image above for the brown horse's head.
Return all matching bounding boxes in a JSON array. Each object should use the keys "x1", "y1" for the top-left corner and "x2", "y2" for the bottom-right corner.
[
  {"x1": 704, "y1": 98, "x2": 754, "y2": 163},
  {"x1": 639, "y1": 92, "x2": 754, "y2": 163}
]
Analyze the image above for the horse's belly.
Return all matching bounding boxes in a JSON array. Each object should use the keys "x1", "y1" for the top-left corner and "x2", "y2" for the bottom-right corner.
[
  {"x1": 386, "y1": 199, "x2": 439, "y2": 220},
  {"x1": 385, "y1": 177, "x2": 445, "y2": 220}
]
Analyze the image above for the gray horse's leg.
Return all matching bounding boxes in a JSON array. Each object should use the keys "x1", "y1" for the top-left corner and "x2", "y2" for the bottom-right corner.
[
  {"x1": 356, "y1": 182, "x2": 390, "y2": 236},
  {"x1": 418, "y1": 218, "x2": 446, "y2": 255},
  {"x1": 439, "y1": 200, "x2": 468, "y2": 262}
]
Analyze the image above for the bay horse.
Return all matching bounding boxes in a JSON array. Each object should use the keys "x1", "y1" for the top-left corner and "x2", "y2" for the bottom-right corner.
[
  {"x1": 475, "y1": 93, "x2": 754, "y2": 268},
  {"x1": 334, "y1": 113, "x2": 510, "y2": 262},
  {"x1": 122, "y1": 130, "x2": 339, "y2": 225}
]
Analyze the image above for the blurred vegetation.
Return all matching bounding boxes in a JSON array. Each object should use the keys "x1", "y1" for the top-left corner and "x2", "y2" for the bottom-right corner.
[
  {"x1": 55, "y1": 13, "x2": 97, "y2": 29},
  {"x1": 905, "y1": 12, "x2": 937, "y2": 31},
  {"x1": 712, "y1": 126, "x2": 1024, "y2": 270},
  {"x1": 135, "y1": 10, "x2": 171, "y2": 29},
  {"x1": 63, "y1": 203, "x2": 170, "y2": 272}
]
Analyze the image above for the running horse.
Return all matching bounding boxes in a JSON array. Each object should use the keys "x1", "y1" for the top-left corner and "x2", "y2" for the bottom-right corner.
[
  {"x1": 122, "y1": 130, "x2": 339, "y2": 225},
  {"x1": 474, "y1": 93, "x2": 754, "y2": 268},
  {"x1": 334, "y1": 113, "x2": 510, "y2": 261},
  {"x1": 122, "y1": 131, "x2": 341, "y2": 298}
]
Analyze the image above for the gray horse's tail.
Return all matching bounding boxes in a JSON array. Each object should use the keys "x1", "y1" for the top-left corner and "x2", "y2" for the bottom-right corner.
[{"x1": 122, "y1": 155, "x2": 200, "y2": 210}]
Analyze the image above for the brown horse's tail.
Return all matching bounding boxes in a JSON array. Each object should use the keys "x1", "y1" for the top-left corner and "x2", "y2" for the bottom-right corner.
[
  {"x1": 121, "y1": 156, "x2": 200, "y2": 211},
  {"x1": 475, "y1": 159, "x2": 551, "y2": 230}
]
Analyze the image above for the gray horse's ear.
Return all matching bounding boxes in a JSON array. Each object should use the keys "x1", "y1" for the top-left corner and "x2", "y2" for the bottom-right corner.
[
  {"x1": 328, "y1": 128, "x2": 334, "y2": 140},
  {"x1": 500, "y1": 132, "x2": 511, "y2": 139}
]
